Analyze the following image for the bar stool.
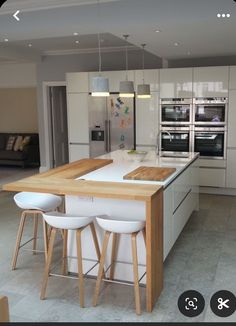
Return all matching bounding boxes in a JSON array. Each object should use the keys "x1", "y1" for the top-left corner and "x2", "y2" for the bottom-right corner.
[
  {"x1": 12, "y1": 192, "x2": 62, "y2": 270},
  {"x1": 40, "y1": 212, "x2": 102, "y2": 308},
  {"x1": 93, "y1": 215, "x2": 146, "y2": 315}
]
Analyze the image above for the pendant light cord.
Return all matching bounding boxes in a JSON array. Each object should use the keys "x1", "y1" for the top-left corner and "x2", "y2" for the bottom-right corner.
[
  {"x1": 97, "y1": 0, "x2": 102, "y2": 75},
  {"x1": 141, "y1": 44, "x2": 146, "y2": 84},
  {"x1": 124, "y1": 35, "x2": 129, "y2": 81}
]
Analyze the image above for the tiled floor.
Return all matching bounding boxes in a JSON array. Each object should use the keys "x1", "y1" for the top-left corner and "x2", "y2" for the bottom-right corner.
[
  {"x1": 0, "y1": 167, "x2": 38, "y2": 189},
  {"x1": 0, "y1": 191, "x2": 236, "y2": 322}
]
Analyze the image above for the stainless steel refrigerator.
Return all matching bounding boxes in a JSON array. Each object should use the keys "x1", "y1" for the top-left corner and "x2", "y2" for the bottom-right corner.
[{"x1": 89, "y1": 94, "x2": 135, "y2": 157}]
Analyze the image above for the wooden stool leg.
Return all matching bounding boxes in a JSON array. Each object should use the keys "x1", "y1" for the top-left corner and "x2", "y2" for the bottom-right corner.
[
  {"x1": 42, "y1": 218, "x2": 49, "y2": 260},
  {"x1": 32, "y1": 213, "x2": 39, "y2": 255},
  {"x1": 109, "y1": 233, "x2": 119, "y2": 280},
  {"x1": 76, "y1": 229, "x2": 85, "y2": 308},
  {"x1": 12, "y1": 211, "x2": 27, "y2": 270},
  {"x1": 93, "y1": 231, "x2": 111, "y2": 307},
  {"x1": 40, "y1": 228, "x2": 57, "y2": 300},
  {"x1": 62, "y1": 229, "x2": 68, "y2": 275},
  {"x1": 142, "y1": 228, "x2": 146, "y2": 247},
  {"x1": 90, "y1": 223, "x2": 106, "y2": 279},
  {"x1": 131, "y1": 232, "x2": 141, "y2": 315}
]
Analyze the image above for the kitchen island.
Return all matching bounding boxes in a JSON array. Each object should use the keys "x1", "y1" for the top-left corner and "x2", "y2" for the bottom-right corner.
[
  {"x1": 3, "y1": 150, "x2": 199, "y2": 312},
  {"x1": 66, "y1": 151, "x2": 199, "y2": 283}
]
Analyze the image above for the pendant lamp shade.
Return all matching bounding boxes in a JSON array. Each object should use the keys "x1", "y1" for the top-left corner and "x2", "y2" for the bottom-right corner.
[
  {"x1": 91, "y1": 76, "x2": 109, "y2": 97},
  {"x1": 91, "y1": 0, "x2": 109, "y2": 97},
  {"x1": 119, "y1": 80, "x2": 135, "y2": 98},
  {"x1": 137, "y1": 84, "x2": 151, "y2": 99},
  {"x1": 119, "y1": 34, "x2": 134, "y2": 98},
  {"x1": 137, "y1": 43, "x2": 151, "y2": 99}
]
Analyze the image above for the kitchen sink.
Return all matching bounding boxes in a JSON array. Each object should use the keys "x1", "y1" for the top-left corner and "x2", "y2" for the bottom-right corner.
[{"x1": 160, "y1": 152, "x2": 190, "y2": 158}]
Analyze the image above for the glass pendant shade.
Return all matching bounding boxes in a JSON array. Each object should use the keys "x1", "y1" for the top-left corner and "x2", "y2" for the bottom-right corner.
[
  {"x1": 137, "y1": 84, "x2": 151, "y2": 98},
  {"x1": 91, "y1": 76, "x2": 109, "y2": 97},
  {"x1": 119, "y1": 81, "x2": 134, "y2": 98}
]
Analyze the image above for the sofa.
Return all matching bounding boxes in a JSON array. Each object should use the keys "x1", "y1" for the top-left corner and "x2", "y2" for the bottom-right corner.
[{"x1": 0, "y1": 133, "x2": 40, "y2": 168}]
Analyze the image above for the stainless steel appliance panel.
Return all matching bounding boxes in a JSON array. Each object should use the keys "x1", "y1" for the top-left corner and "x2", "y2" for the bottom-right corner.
[
  {"x1": 194, "y1": 127, "x2": 226, "y2": 159},
  {"x1": 160, "y1": 126, "x2": 192, "y2": 154},
  {"x1": 160, "y1": 98, "x2": 192, "y2": 125},
  {"x1": 193, "y1": 97, "x2": 227, "y2": 126}
]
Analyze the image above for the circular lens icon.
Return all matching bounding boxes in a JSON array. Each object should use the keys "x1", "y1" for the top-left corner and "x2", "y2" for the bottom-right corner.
[
  {"x1": 210, "y1": 290, "x2": 236, "y2": 317},
  {"x1": 178, "y1": 290, "x2": 205, "y2": 317}
]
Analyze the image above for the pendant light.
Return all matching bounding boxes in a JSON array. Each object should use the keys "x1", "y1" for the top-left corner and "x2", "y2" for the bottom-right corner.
[
  {"x1": 119, "y1": 35, "x2": 134, "y2": 98},
  {"x1": 91, "y1": 0, "x2": 109, "y2": 97},
  {"x1": 137, "y1": 44, "x2": 151, "y2": 99}
]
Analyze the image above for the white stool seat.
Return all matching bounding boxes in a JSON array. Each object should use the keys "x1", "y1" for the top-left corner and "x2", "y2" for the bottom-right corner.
[
  {"x1": 43, "y1": 212, "x2": 95, "y2": 230},
  {"x1": 14, "y1": 192, "x2": 62, "y2": 211},
  {"x1": 96, "y1": 215, "x2": 145, "y2": 234}
]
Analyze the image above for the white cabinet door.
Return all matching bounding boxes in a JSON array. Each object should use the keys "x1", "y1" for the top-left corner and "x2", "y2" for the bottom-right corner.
[
  {"x1": 229, "y1": 66, "x2": 236, "y2": 90},
  {"x1": 160, "y1": 68, "x2": 193, "y2": 98},
  {"x1": 134, "y1": 69, "x2": 159, "y2": 92},
  {"x1": 135, "y1": 92, "x2": 159, "y2": 146},
  {"x1": 67, "y1": 93, "x2": 89, "y2": 143},
  {"x1": 66, "y1": 72, "x2": 89, "y2": 93},
  {"x1": 199, "y1": 168, "x2": 226, "y2": 187},
  {"x1": 69, "y1": 144, "x2": 90, "y2": 162},
  {"x1": 228, "y1": 90, "x2": 236, "y2": 148},
  {"x1": 193, "y1": 66, "x2": 229, "y2": 97},
  {"x1": 226, "y1": 149, "x2": 236, "y2": 188},
  {"x1": 89, "y1": 70, "x2": 134, "y2": 93}
]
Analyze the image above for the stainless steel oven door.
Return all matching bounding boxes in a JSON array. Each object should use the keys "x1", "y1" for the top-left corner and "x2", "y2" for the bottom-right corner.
[
  {"x1": 160, "y1": 127, "x2": 192, "y2": 154},
  {"x1": 160, "y1": 98, "x2": 192, "y2": 125},
  {"x1": 194, "y1": 127, "x2": 226, "y2": 159},
  {"x1": 193, "y1": 99, "x2": 227, "y2": 126}
]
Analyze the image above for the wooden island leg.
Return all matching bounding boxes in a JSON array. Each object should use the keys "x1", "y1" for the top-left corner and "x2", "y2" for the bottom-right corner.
[{"x1": 145, "y1": 189, "x2": 163, "y2": 312}]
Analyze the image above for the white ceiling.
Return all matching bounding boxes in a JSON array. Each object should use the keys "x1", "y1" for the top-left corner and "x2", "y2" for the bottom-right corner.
[{"x1": 0, "y1": 0, "x2": 236, "y2": 63}]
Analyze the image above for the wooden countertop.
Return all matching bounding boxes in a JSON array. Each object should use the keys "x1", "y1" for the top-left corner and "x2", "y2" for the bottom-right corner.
[{"x1": 3, "y1": 159, "x2": 162, "y2": 201}]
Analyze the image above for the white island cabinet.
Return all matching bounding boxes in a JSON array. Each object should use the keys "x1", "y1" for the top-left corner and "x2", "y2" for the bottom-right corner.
[{"x1": 66, "y1": 150, "x2": 199, "y2": 283}]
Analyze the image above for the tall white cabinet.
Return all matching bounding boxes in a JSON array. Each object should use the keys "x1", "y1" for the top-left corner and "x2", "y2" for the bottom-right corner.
[
  {"x1": 226, "y1": 66, "x2": 236, "y2": 188},
  {"x1": 193, "y1": 66, "x2": 229, "y2": 97},
  {"x1": 160, "y1": 68, "x2": 193, "y2": 98},
  {"x1": 66, "y1": 72, "x2": 90, "y2": 162},
  {"x1": 134, "y1": 69, "x2": 159, "y2": 151}
]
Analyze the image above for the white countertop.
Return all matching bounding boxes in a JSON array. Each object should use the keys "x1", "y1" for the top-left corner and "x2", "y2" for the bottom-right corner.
[{"x1": 78, "y1": 150, "x2": 199, "y2": 188}]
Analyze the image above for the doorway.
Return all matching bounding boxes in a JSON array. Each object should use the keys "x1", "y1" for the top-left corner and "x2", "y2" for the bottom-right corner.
[{"x1": 48, "y1": 86, "x2": 69, "y2": 168}]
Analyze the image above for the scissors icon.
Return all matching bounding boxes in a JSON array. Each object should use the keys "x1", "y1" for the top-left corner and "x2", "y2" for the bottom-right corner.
[{"x1": 218, "y1": 298, "x2": 230, "y2": 310}]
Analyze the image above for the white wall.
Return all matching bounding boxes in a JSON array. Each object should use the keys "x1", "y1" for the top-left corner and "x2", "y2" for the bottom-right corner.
[{"x1": 0, "y1": 63, "x2": 37, "y2": 88}]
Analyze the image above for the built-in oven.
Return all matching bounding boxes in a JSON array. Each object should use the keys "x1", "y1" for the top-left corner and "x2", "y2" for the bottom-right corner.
[
  {"x1": 160, "y1": 126, "x2": 192, "y2": 155},
  {"x1": 160, "y1": 98, "x2": 192, "y2": 125},
  {"x1": 193, "y1": 97, "x2": 227, "y2": 126},
  {"x1": 194, "y1": 127, "x2": 226, "y2": 159}
]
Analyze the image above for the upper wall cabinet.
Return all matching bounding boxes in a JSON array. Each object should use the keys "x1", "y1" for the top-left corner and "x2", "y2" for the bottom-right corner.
[
  {"x1": 193, "y1": 66, "x2": 229, "y2": 97},
  {"x1": 66, "y1": 72, "x2": 89, "y2": 93},
  {"x1": 160, "y1": 68, "x2": 193, "y2": 98},
  {"x1": 229, "y1": 66, "x2": 236, "y2": 90},
  {"x1": 89, "y1": 70, "x2": 135, "y2": 93},
  {"x1": 134, "y1": 69, "x2": 159, "y2": 92}
]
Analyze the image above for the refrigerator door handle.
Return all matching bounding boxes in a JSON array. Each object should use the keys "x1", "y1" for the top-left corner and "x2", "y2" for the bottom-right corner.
[
  {"x1": 108, "y1": 120, "x2": 111, "y2": 152},
  {"x1": 105, "y1": 120, "x2": 109, "y2": 152}
]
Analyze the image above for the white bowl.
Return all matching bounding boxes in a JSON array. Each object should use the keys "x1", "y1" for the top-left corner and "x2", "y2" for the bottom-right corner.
[{"x1": 126, "y1": 150, "x2": 147, "y2": 162}]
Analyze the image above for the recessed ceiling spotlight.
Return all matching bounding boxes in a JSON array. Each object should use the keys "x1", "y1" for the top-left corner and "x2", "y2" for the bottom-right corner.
[
  {"x1": 73, "y1": 32, "x2": 79, "y2": 36},
  {"x1": 217, "y1": 13, "x2": 231, "y2": 18},
  {"x1": 155, "y1": 29, "x2": 161, "y2": 33},
  {"x1": 28, "y1": 43, "x2": 32, "y2": 47},
  {"x1": 75, "y1": 40, "x2": 80, "y2": 44},
  {"x1": 4, "y1": 38, "x2": 8, "y2": 42},
  {"x1": 174, "y1": 42, "x2": 179, "y2": 46},
  {"x1": 217, "y1": 13, "x2": 221, "y2": 17},
  {"x1": 222, "y1": 13, "x2": 226, "y2": 17},
  {"x1": 227, "y1": 13, "x2": 231, "y2": 17}
]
